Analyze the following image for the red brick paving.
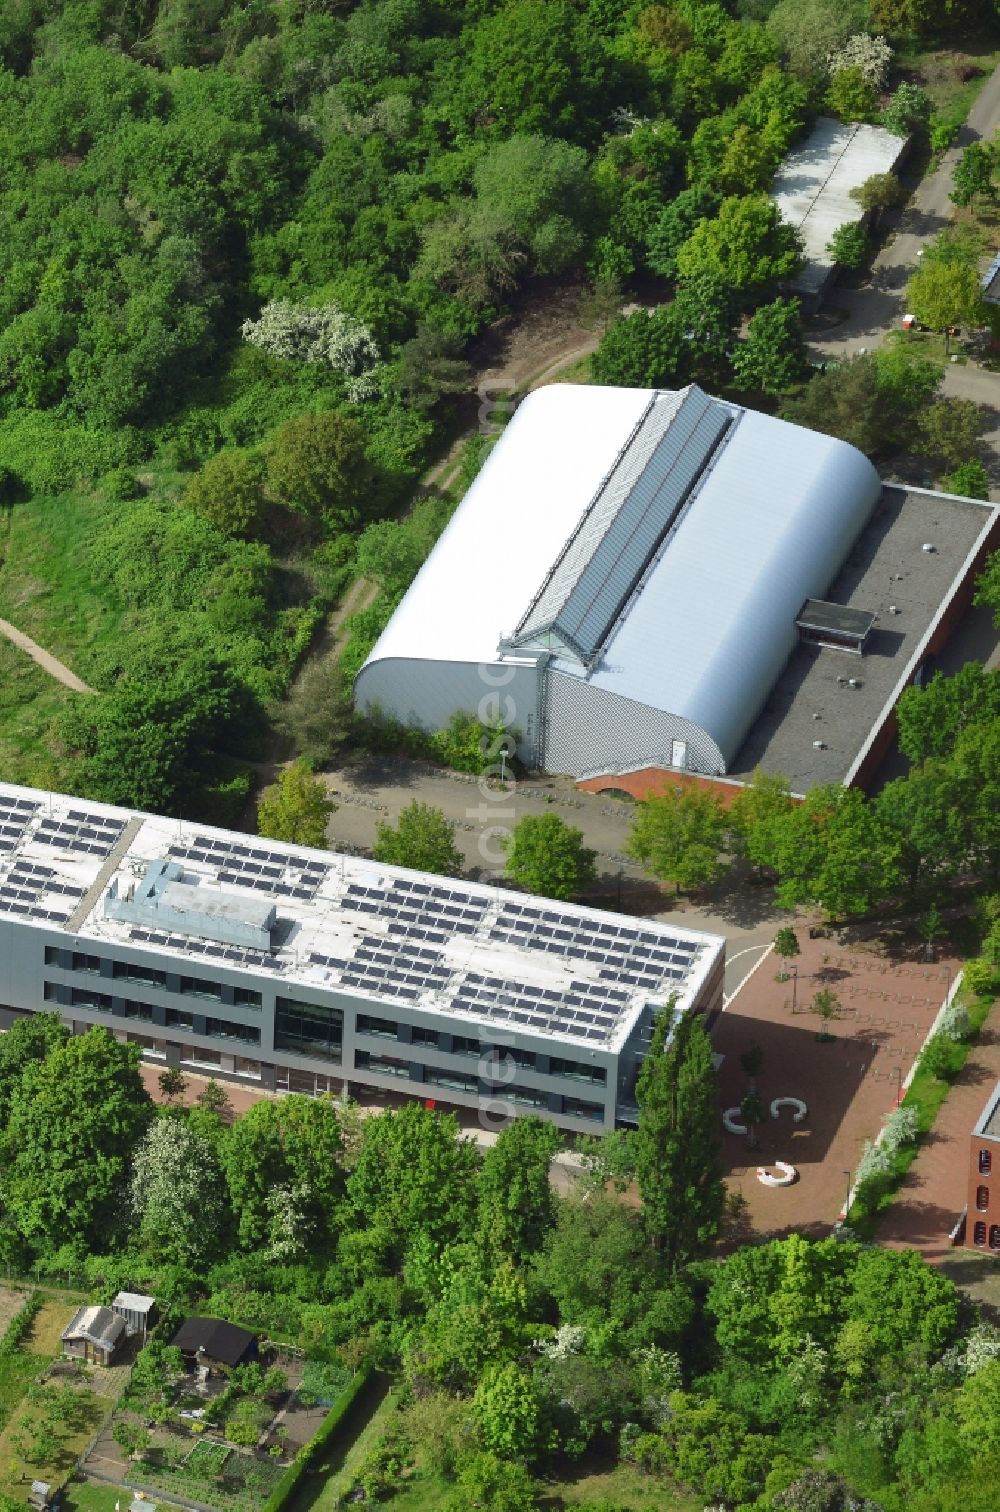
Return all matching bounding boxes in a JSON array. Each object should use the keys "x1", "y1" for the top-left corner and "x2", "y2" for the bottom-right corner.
[
  {"x1": 713, "y1": 936, "x2": 958, "y2": 1237},
  {"x1": 877, "y1": 1011, "x2": 1000, "y2": 1262}
]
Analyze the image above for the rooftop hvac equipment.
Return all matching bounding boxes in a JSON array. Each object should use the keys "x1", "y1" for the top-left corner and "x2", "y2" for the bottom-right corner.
[
  {"x1": 812, "y1": 740, "x2": 826, "y2": 749},
  {"x1": 922, "y1": 543, "x2": 936, "y2": 552}
]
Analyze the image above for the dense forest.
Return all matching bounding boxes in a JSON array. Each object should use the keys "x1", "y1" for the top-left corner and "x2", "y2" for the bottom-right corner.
[{"x1": 0, "y1": 0, "x2": 994, "y2": 816}]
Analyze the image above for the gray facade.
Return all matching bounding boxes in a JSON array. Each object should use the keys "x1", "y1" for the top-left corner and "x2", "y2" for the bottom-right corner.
[{"x1": 0, "y1": 784, "x2": 725, "y2": 1134}]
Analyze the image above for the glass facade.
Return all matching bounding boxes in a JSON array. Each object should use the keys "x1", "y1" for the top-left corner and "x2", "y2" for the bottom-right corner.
[
  {"x1": 205, "y1": 1016, "x2": 261, "y2": 1045},
  {"x1": 180, "y1": 976, "x2": 224, "y2": 1001},
  {"x1": 356, "y1": 1014, "x2": 398, "y2": 1040},
  {"x1": 113, "y1": 961, "x2": 166, "y2": 989},
  {"x1": 549, "y1": 1056, "x2": 606, "y2": 1085},
  {"x1": 275, "y1": 996, "x2": 343, "y2": 1064},
  {"x1": 356, "y1": 1050, "x2": 410, "y2": 1079}
]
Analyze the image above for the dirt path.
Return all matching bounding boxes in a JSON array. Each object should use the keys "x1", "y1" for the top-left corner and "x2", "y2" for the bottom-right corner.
[{"x1": 0, "y1": 617, "x2": 94, "y2": 693}]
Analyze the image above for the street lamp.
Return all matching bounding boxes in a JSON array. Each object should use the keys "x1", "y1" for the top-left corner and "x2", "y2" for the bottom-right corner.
[
  {"x1": 791, "y1": 962, "x2": 798, "y2": 1013},
  {"x1": 842, "y1": 1169, "x2": 852, "y2": 1220},
  {"x1": 892, "y1": 1065, "x2": 902, "y2": 1106}
]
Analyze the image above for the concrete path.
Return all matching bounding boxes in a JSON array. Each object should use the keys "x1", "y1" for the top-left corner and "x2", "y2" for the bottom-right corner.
[
  {"x1": 0, "y1": 617, "x2": 93, "y2": 693},
  {"x1": 809, "y1": 62, "x2": 1000, "y2": 363},
  {"x1": 877, "y1": 1006, "x2": 1000, "y2": 1263}
]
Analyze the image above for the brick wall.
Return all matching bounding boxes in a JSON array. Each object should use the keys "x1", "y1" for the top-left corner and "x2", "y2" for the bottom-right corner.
[{"x1": 966, "y1": 1137, "x2": 1000, "y2": 1252}]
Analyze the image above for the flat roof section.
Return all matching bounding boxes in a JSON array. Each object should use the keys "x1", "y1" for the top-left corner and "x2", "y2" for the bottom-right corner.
[
  {"x1": 730, "y1": 487, "x2": 995, "y2": 793},
  {"x1": 796, "y1": 600, "x2": 876, "y2": 641},
  {"x1": 0, "y1": 782, "x2": 724, "y2": 1055},
  {"x1": 772, "y1": 117, "x2": 907, "y2": 297}
]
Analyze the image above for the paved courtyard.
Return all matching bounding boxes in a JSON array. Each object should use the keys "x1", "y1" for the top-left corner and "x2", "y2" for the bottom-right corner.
[{"x1": 714, "y1": 932, "x2": 958, "y2": 1236}]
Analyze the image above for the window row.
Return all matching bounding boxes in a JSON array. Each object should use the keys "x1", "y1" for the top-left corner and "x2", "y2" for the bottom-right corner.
[
  {"x1": 43, "y1": 949, "x2": 261, "y2": 1008},
  {"x1": 980, "y1": 1148, "x2": 993, "y2": 1175},
  {"x1": 356, "y1": 1014, "x2": 606, "y2": 1084},
  {"x1": 352, "y1": 1052, "x2": 602, "y2": 1120},
  {"x1": 977, "y1": 1184, "x2": 990, "y2": 1212},
  {"x1": 43, "y1": 984, "x2": 261, "y2": 1045}
]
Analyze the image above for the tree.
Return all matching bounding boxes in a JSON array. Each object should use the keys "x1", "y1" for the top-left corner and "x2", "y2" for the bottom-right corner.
[
  {"x1": 374, "y1": 801, "x2": 462, "y2": 876},
  {"x1": 671, "y1": 274, "x2": 740, "y2": 383},
  {"x1": 919, "y1": 398, "x2": 985, "y2": 470},
  {"x1": 646, "y1": 186, "x2": 721, "y2": 280},
  {"x1": 732, "y1": 296, "x2": 808, "y2": 392},
  {"x1": 773, "y1": 927, "x2": 801, "y2": 984},
  {"x1": 158, "y1": 1067, "x2": 188, "y2": 1104},
  {"x1": 676, "y1": 194, "x2": 802, "y2": 296},
  {"x1": 502, "y1": 814, "x2": 597, "y2": 901},
  {"x1": 131, "y1": 1115, "x2": 229, "y2": 1267},
  {"x1": 113, "y1": 1421, "x2": 151, "y2": 1462},
  {"x1": 627, "y1": 786, "x2": 729, "y2": 893},
  {"x1": 197, "y1": 1077, "x2": 233, "y2": 1120},
  {"x1": 906, "y1": 251, "x2": 987, "y2": 345},
  {"x1": 473, "y1": 1363, "x2": 548, "y2": 1461},
  {"x1": 825, "y1": 67, "x2": 877, "y2": 123},
  {"x1": 265, "y1": 410, "x2": 371, "y2": 531},
  {"x1": 895, "y1": 664, "x2": 1000, "y2": 764},
  {"x1": 443, "y1": 1452, "x2": 537, "y2": 1512},
  {"x1": 275, "y1": 652, "x2": 353, "y2": 767},
  {"x1": 951, "y1": 142, "x2": 996, "y2": 210},
  {"x1": 740, "y1": 1088, "x2": 766, "y2": 1149},
  {"x1": 592, "y1": 305, "x2": 693, "y2": 389},
  {"x1": 811, "y1": 988, "x2": 840, "y2": 1040},
  {"x1": 851, "y1": 172, "x2": 906, "y2": 217},
  {"x1": 766, "y1": 0, "x2": 866, "y2": 77},
  {"x1": 257, "y1": 760, "x2": 335, "y2": 849},
  {"x1": 782, "y1": 351, "x2": 939, "y2": 459},
  {"x1": 476, "y1": 1117, "x2": 561, "y2": 1261},
  {"x1": 729, "y1": 768, "x2": 795, "y2": 859},
  {"x1": 184, "y1": 450, "x2": 266, "y2": 538},
  {"x1": 395, "y1": 325, "x2": 471, "y2": 410},
  {"x1": 3, "y1": 1028, "x2": 152, "y2": 1251},
  {"x1": 827, "y1": 222, "x2": 869, "y2": 270},
  {"x1": 222, "y1": 1095, "x2": 345, "y2": 1250},
  {"x1": 0, "y1": 1014, "x2": 68, "y2": 1131},
  {"x1": 944, "y1": 459, "x2": 990, "y2": 499},
  {"x1": 634, "y1": 1008, "x2": 723, "y2": 1267},
  {"x1": 241, "y1": 299, "x2": 380, "y2": 401},
  {"x1": 880, "y1": 81, "x2": 932, "y2": 137},
  {"x1": 827, "y1": 34, "x2": 894, "y2": 91}
]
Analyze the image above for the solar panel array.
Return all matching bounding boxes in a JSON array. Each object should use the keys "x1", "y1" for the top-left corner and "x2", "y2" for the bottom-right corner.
[
  {"x1": 340, "y1": 935, "x2": 452, "y2": 1003},
  {"x1": 453, "y1": 971, "x2": 630, "y2": 1041},
  {"x1": 0, "y1": 858, "x2": 85, "y2": 922},
  {"x1": 129, "y1": 926, "x2": 284, "y2": 973},
  {"x1": 489, "y1": 900, "x2": 697, "y2": 987},
  {"x1": 0, "y1": 794, "x2": 40, "y2": 853},
  {"x1": 166, "y1": 835, "x2": 328, "y2": 901},
  {"x1": 342, "y1": 878, "x2": 487, "y2": 942},
  {"x1": 34, "y1": 809, "x2": 126, "y2": 858}
]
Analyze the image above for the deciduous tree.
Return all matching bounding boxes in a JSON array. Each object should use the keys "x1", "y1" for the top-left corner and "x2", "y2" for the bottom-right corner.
[
  {"x1": 732, "y1": 296, "x2": 808, "y2": 392},
  {"x1": 131, "y1": 1115, "x2": 229, "y2": 1267},
  {"x1": 919, "y1": 398, "x2": 985, "y2": 470},
  {"x1": 627, "y1": 786, "x2": 729, "y2": 893},
  {"x1": 502, "y1": 814, "x2": 597, "y2": 901},
  {"x1": 895, "y1": 664, "x2": 1000, "y2": 764},
  {"x1": 827, "y1": 222, "x2": 869, "y2": 270},
  {"x1": 184, "y1": 450, "x2": 266, "y2": 538},
  {"x1": 257, "y1": 759, "x2": 335, "y2": 849},
  {"x1": 475, "y1": 1117, "x2": 561, "y2": 1261},
  {"x1": 265, "y1": 410, "x2": 371, "y2": 531},
  {"x1": 951, "y1": 142, "x2": 996, "y2": 209},
  {"x1": 675, "y1": 193, "x2": 802, "y2": 296},
  {"x1": 374, "y1": 801, "x2": 462, "y2": 876}
]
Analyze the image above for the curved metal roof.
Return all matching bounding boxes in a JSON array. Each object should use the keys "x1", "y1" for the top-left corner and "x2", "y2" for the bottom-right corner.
[{"x1": 357, "y1": 384, "x2": 882, "y2": 773}]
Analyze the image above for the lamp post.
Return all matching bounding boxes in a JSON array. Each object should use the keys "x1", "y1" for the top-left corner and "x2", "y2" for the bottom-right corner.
[
  {"x1": 892, "y1": 1065, "x2": 902, "y2": 1106},
  {"x1": 791, "y1": 962, "x2": 798, "y2": 1013},
  {"x1": 842, "y1": 1168, "x2": 852, "y2": 1221}
]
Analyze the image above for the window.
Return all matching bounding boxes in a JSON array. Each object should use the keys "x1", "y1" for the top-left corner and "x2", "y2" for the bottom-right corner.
[
  {"x1": 509, "y1": 1087, "x2": 550, "y2": 1110},
  {"x1": 70, "y1": 987, "x2": 112, "y2": 1014},
  {"x1": 205, "y1": 1017, "x2": 260, "y2": 1045},
  {"x1": 425, "y1": 1068, "x2": 478, "y2": 1094},
  {"x1": 563, "y1": 1096, "x2": 603, "y2": 1122},
  {"x1": 181, "y1": 1046, "x2": 222, "y2": 1068},
  {"x1": 356, "y1": 1013, "x2": 398, "y2": 1041},
  {"x1": 44, "y1": 947, "x2": 61, "y2": 966},
  {"x1": 180, "y1": 976, "x2": 223, "y2": 1001},
  {"x1": 981, "y1": 1149, "x2": 993, "y2": 1175},
  {"x1": 991, "y1": 1226, "x2": 1000, "y2": 1252},
  {"x1": 975, "y1": 1220, "x2": 987, "y2": 1246},
  {"x1": 121, "y1": 1000, "x2": 153, "y2": 1023},
  {"x1": 977, "y1": 1185, "x2": 989, "y2": 1212},
  {"x1": 549, "y1": 1056, "x2": 607, "y2": 1086},
  {"x1": 411, "y1": 1026, "x2": 439, "y2": 1047},
  {"x1": 450, "y1": 1035, "x2": 481, "y2": 1058},
  {"x1": 125, "y1": 1033, "x2": 167, "y2": 1058},
  {"x1": 165, "y1": 1008, "x2": 193, "y2": 1031},
  {"x1": 356, "y1": 1050, "x2": 410, "y2": 1080},
  {"x1": 483, "y1": 1046, "x2": 535, "y2": 1073},
  {"x1": 113, "y1": 961, "x2": 166, "y2": 989},
  {"x1": 276, "y1": 997, "x2": 343, "y2": 1064},
  {"x1": 72, "y1": 952, "x2": 101, "y2": 975},
  {"x1": 234, "y1": 987, "x2": 262, "y2": 1009},
  {"x1": 43, "y1": 982, "x2": 59, "y2": 1002},
  {"x1": 233, "y1": 1057, "x2": 261, "y2": 1079}
]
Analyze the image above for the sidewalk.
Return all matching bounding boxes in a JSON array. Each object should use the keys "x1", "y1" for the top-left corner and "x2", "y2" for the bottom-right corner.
[{"x1": 877, "y1": 1008, "x2": 1000, "y2": 1262}]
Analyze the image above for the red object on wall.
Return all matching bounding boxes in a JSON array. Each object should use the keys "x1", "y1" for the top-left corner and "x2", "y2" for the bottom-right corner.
[{"x1": 424, "y1": 1098, "x2": 436, "y2": 1110}]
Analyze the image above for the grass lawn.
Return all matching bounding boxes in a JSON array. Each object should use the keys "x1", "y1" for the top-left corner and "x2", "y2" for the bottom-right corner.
[
  {"x1": 378, "y1": 1461, "x2": 701, "y2": 1511},
  {"x1": 0, "y1": 635, "x2": 75, "y2": 787},
  {"x1": 0, "y1": 1387, "x2": 113, "y2": 1500},
  {"x1": 61, "y1": 1482, "x2": 132, "y2": 1512},
  {"x1": 24, "y1": 1300, "x2": 78, "y2": 1356},
  {"x1": 0, "y1": 1352, "x2": 48, "y2": 1431},
  {"x1": 287, "y1": 1372, "x2": 394, "y2": 1512}
]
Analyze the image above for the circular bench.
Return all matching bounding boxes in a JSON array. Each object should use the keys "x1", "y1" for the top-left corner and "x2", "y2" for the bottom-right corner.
[
  {"x1": 770, "y1": 1096, "x2": 808, "y2": 1124},
  {"x1": 722, "y1": 1107, "x2": 747, "y2": 1135},
  {"x1": 756, "y1": 1162, "x2": 797, "y2": 1187}
]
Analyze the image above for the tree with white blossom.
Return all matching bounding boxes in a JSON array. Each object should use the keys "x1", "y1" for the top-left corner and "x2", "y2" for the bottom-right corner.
[
  {"x1": 131, "y1": 1115, "x2": 229, "y2": 1267},
  {"x1": 827, "y1": 34, "x2": 893, "y2": 90},
  {"x1": 240, "y1": 299, "x2": 381, "y2": 401}
]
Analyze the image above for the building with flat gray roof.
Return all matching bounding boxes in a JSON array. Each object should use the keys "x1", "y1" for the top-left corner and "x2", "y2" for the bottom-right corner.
[
  {"x1": 0, "y1": 783, "x2": 724, "y2": 1133},
  {"x1": 771, "y1": 116, "x2": 908, "y2": 307}
]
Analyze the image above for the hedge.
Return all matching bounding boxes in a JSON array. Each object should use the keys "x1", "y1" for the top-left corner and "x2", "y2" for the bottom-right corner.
[
  {"x1": 0, "y1": 1291, "x2": 42, "y2": 1357},
  {"x1": 261, "y1": 1361, "x2": 373, "y2": 1512}
]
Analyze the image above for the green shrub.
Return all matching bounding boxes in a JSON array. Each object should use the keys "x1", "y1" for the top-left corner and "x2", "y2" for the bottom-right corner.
[
  {"x1": 0, "y1": 1291, "x2": 41, "y2": 1356},
  {"x1": 103, "y1": 467, "x2": 143, "y2": 502}
]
